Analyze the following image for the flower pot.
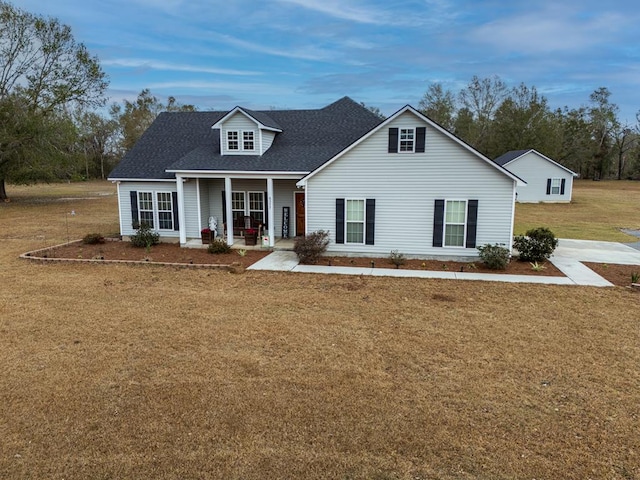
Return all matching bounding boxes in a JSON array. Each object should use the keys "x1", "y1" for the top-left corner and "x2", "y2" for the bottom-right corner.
[
  {"x1": 245, "y1": 234, "x2": 257, "y2": 246},
  {"x1": 201, "y1": 231, "x2": 213, "y2": 244}
]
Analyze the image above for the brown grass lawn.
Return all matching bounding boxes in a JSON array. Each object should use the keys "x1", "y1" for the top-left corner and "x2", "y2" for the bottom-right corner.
[
  {"x1": 515, "y1": 179, "x2": 640, "y2": 242},
  {"x1": 1, "y1": 182, "x2": 640, "y2": 479}
]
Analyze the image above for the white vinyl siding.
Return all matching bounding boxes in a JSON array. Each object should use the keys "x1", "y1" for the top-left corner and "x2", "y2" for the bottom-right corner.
[
  {"x1": 116, "y1": 182, "x2": 180, "y2": 240},
  {"x1": 221, "y1": 112, "x2": 259, "y2": 155},
  {"x1": 304, "y1": 110, "x2": 516, "y2": 258},
  {"x1": 504, "y1": 151, "x2": 574, "y2": 203}
]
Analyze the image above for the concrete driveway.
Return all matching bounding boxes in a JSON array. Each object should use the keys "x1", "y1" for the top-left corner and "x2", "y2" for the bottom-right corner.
[{"x1": 549, "y1": 239, "x2": 640, "y2": 286}]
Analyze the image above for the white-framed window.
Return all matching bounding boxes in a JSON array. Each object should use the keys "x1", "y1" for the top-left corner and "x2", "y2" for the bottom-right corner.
[
  {"x1": 243, "y1": 131, "x2": 255, "y2": 151},
  {"x1": 138, "y1": 191, "x2": 154, "y2": 229},
  {"x1": 156, "y1": 192, "x2": 174, "y2": 230},
  {"x1": 248, "y1": 191, "x2": 264, "y2": 224},
  {"x1": 399, "y1": 128, "x2": 415, "y2": 152},
  {"x1": 227, "y1": 131, "x2": 239, "y2": 150},
  {"x1": 136, "y1": 191, "x2": 175, "y2": 230},
  {"x1": 444, "y1": 200, "x2": 467, "y2": 247},
  {"x1": 550, "y1": 178, "x2": 561, "y2": 195},
  {"x1": 231, "y1": 191, "x2": 246, "y2": 225},
  {"x1": 346, "y1": 199, "x2": 365, "y2": 244}
]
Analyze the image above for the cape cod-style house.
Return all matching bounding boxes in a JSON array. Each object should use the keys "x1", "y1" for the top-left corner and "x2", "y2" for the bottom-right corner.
[{"x1": 108, "y1": 97, "x2": 524, "y2": 258}]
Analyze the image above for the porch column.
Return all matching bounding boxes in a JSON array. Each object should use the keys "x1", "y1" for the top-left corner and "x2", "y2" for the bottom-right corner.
[
  {"x1": 225, "y1": 177, "x2": 234, "y2": 245},
  {"x1": 176, "y1": 175, "x2": 187, "y2": 244},
  {"x1": 195, "y1": 178, "x2": 202, "y2": 233},
  {"x1": 267, "y1": 177, "x2": 275, "y2": 247}
]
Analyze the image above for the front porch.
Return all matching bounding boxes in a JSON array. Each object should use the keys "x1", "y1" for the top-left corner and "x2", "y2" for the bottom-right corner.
[{"x1": 184, "y1": 236, "x2": 296, "y2": 250}]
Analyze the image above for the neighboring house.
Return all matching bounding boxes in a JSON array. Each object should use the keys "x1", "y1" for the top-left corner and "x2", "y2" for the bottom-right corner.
[
  {"x1": 494, "y1": 149, "x2": 578, "y2": 203},
  {"x1": 108, "y1": 97, "x2": 524, "y2": 258}
]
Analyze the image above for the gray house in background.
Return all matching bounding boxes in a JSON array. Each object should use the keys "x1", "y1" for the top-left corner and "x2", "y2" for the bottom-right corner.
[
  {"x1": 494, "y1": 149, "x2": 578, "y2": 203},
  {"x1": 109, "y1": 97, "x2": 524, "y2": 258}
]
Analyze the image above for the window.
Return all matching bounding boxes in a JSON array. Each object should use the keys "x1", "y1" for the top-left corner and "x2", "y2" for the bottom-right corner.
[
  {"x1": 231, "y1": 191, "x2": 246, "y2": 225},
  {"x1": 346, "y1": 199, "x2": 365, "y2": 243},
  {"x1": 444, "y1": 200, "x2": 466, "y2": 247},
  {"x1": 399, "y1": 128, "x2": 415, "y2": 152},
  {"x1": 156, "y1": 192, "x2": 174, "y2": 230},
  {"x1": 243, "y1": 131, "x2": 255, "y2": 151},
  {"x1": 138, "y1": 192, "x2": 154, "y2": 228},
  {"x1": 227, "y1": 131, "x2": 239, "y2": 150},
  {"x1": 550, "y1": 178, "x2": 561, "y2": 195},
  {"x1": 248, "y1": 192, "x2": 264, "y2": 224}
]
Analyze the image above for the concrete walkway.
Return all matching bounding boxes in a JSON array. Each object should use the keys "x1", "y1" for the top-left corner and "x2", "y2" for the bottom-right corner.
[{"x1": 248, "y1": 239, "x2": 640, "y2": 287}]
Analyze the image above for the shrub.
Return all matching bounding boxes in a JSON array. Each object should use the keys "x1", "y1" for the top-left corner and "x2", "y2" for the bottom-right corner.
[
  {"x1": 208, "y1": 238, "x2": 231, "y2": 254},
  {"x1": 130, "y1": 223, "x2": 160, "y2": 249},
  {"x1": 514, "y1": 227, "x2": 558, "y2": 262},
  {"x1": 477, "y1": 243, "x2": 510, "y2": 270},
  {"x1": 293, "y1": 230, "x2": 330, "y2": 264},
  {"x1": 388, "y1": 250, "x2": 406, "y2": 268},
  {"x1": 83, "y1": 233, "x2": 105, "y2": 245}
]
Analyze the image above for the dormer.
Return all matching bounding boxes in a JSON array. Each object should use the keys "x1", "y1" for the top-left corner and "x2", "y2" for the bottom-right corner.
[{"x1": 212, "y1": 107, "x2": 282, "y2": 156}]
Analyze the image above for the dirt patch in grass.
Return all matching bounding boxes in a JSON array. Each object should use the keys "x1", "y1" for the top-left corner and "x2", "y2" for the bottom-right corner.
[
  {"x1": 583, "y1": 262, "x2": 640, "y2": 287},
  {"x1": 31, "y1": 239, "x2": 271, "y2": 267}
]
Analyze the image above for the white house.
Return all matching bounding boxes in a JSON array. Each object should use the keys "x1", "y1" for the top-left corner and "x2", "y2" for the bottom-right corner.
[
  {"x1": 494, "y1": 149, "x2": 578, "y2": 203},
  {"x1": 108, "y1": 98, "x2": 524, "y2": 258}
]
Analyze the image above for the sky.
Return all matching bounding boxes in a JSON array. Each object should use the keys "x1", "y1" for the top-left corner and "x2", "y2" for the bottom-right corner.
[{"x1": 10, "y1": 0, "x2": 640, "y2": 122}]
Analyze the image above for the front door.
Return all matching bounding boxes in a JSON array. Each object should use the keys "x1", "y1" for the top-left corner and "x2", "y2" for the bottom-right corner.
[{"x1": 295, "y1": 192, "x2": 305, "y2": 236}]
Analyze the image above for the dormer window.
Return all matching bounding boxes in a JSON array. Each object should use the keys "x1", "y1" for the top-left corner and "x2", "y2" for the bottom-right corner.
[
  {"x1": 227, "y1": 131, "x2": 239, "y2": 150},
  {"x1": 399, "y1": 128, "x2": 414, "y2": 152},
  {"x1": 226, "y1": 130, "x2": 256, "y2": 152},
  {"x1": 243, "y1": 131, "x2": 255, "y2": 151}
]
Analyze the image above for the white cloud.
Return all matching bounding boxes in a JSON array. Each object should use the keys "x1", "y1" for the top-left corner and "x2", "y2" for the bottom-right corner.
[
  {"x1": 102, "y1": 58, "x2": 261, "y2": 76},
  {"x1": 470, "y1": 7, "x2": 629, "y2": 54}
]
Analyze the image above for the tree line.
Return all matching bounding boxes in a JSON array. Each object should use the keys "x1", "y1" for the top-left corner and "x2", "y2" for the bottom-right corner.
[
  {"x1": 418, "y1": 77, "x2": 640, "y2": 181},
  {"x1": 1, "y1": 1, "x2": 639, "y2": 201}
]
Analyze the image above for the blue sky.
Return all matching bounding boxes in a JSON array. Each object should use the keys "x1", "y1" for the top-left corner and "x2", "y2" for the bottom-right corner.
[{"x1": 12, "y1": 0, "x2": 640, "y2": 122}]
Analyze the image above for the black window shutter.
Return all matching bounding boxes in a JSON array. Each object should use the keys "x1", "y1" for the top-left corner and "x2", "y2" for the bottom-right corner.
[
  {"x1": 172, "y1": 191, "x2": 179, "y2": 231},
  {"x1": 433, "y1": 199, "x2": 445, "y2": 247},
  {"x1": 264, "y1": 191, "x2": 268, "y2": 229},
  {"x1": 466, "y1": 200, "x2": 478, "y2": 248},
  {"x1": 560, "y1": 179, "x2": 566, "y2": 195},
  {"x1": 221, "y1": 191, "x2": 227, "y2": 223},
  {"x1": 335, "y1": 198, "x2": 345, "y2": 244},
  {"x1": 388, "y1": 128, "x2": 398, "y2": 153},
  {"x1": 415, "y1": 127, "x2": 426, "y2": 153},
  {"x1": 365, "y1": 199, "x2": 375, "y2": 245},
  {"x1": 130, "y1": 191, "x2": 139, "y2": 229},
  {"x1": 546, "y1": 178, "x2": 551, "y2": 195}
]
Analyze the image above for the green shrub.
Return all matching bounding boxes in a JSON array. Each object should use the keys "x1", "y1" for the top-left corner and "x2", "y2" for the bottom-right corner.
[
  {"x1": 208, "y1": 238, "x2": 231, "y2": 254},
  {"x1": 293, "y1": 230, "x2": 330, "y2": 264},
  {"x1": 477, "y1": 243, "x2": 511, "y2": 270},
  {"x1": 130, "y1": 223, "x2": 160, "y2": 249},
  {"x1": 82, "y1": 233, "x2": 105, "y2": 245},
  {"x1": 514, "y1": 227, "x2": 558, "y2": 262},
  {"x1": 388, "y1": 250, "x2": 406, "y2": 268}
]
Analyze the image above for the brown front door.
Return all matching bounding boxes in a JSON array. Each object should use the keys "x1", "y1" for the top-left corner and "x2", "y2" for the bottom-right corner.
[{"x1": 295, "y1": 192, "x2": 305, "y2": 236}]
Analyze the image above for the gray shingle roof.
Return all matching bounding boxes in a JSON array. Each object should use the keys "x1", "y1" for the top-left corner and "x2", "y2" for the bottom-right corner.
[
  {"x1": 494, "y1": 149, "x2": 531, "y2": 166},
  {"x1": 108, "y1": 97, "x2": 383, "y2": 179}
]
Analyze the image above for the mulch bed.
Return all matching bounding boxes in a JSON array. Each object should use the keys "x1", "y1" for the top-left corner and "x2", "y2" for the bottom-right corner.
[
  {"x1": 30, "y1": 239, "x2": 271, "y2": 267},
  {"x1": 322, "y1": 255, "x2": 565, "y2": 276},
  {"x1": 583, "y1": 262, "x2": 640, "y2": 287},
  {"x1": 30, "y1": 241, "x2": 640, "y2": 287}
]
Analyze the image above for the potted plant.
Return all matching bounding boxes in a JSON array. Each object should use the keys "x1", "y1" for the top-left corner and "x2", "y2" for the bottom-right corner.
[
  {"x1": 244, "y1": 227, "x2": 258, "y2": 246},
  {"x1": 201, "y1": 227, "x2": 213, "y2": 244}
]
